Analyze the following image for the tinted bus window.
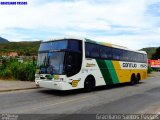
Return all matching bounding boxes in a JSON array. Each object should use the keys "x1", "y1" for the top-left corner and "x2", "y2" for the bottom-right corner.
[
  {"x1": 85, "y1": 42, "x2": 146, "y2": 63},
  {"x1": 39, "y1": 40, "x2": 68, "y2": 52},
  {"x1": 85, "y1": 43, "x2": 99, "y2": 58},
  {"x1": 137, "y1": 53, "x2": 143, "y2": 62},
  {"x1": 69, "y1": 40, "x2": 82, "y2": 52},
  {"x1": 122, "y1": 50, "x2": 129, "y2": 61},
  {"x1": 112, "y1": 48, "x2": 123, "y2": 60},
  {"x1": 100, "y1": 46, "x2": 112, "y2": 59},
  {"x1": 143, "y1": 54, "x2": 147, "y2": 63}
]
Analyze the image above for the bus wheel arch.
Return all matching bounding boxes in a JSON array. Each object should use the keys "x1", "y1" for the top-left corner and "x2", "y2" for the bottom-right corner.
[
  {"x1": 84, "y1": 75, "x2": 96, "y2": 92},
  {"x1": 130, "y1": 73, "x2": 137, "y2": 85}
]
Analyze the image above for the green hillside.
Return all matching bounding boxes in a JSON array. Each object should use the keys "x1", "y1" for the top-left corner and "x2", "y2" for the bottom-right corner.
[
  {"x1": 0, "y1": 41, "x2": 158, "y2": 58},
  {"x1": 140, "y1": 47, "x2": 157, "y2": 59},
  {"x1": 0, "y1": 41, "x2": 41, "y2": 56}
]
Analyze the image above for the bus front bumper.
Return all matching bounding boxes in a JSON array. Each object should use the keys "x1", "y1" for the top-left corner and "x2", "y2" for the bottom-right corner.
[{"x1": 35, "y1": 80, "x2": 68, "y2": 90}]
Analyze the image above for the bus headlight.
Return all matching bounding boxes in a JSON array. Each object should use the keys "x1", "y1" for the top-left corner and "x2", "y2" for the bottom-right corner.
[{"x1": 53, "y1": 75, "x2": 59, "y2": 79}]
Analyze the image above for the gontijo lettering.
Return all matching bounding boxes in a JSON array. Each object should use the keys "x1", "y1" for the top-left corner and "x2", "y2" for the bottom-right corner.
[
  {"x1": 0, "y1": 1, "x2": 27, "y2": 5},
  {"x1": 123, "y1": 63, "x2": 137, "y2": 68}
]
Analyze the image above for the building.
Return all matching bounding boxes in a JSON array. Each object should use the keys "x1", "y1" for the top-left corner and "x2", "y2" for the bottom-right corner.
[
  {"x1": 7, "y1": 52, "x2": 18, "y2": 57},
  {"x1": 0, "y1": 52, "x2": 18, "y2": 57}
]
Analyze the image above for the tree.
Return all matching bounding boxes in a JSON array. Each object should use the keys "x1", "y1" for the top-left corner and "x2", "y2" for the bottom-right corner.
[{"x1": 152, "y1": 47, "x2": 160, "y2": 60}]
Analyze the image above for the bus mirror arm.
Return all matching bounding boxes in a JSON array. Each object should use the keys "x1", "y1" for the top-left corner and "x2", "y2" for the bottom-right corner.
[
  {"x1": 67, "y1": 65, "x2": 72, "y2": 67},
  {"x1": 66, "y1": 64, "x2": 72, "y2": 71},
  {"x1": 66, "y1": 64, "x2": 72, "y2": 77}
]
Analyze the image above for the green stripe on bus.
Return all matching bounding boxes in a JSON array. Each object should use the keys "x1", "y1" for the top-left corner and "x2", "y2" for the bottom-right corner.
[
  {"x1": 105, "y1": 61, "x2": 119, "y2": 84},
  {"x1": 96, "y1": 60, "x2": 113, "y2": 85}
]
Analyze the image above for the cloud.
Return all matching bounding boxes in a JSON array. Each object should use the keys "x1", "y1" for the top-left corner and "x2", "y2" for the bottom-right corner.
[{"x1": 0, "y1": 0, "x2": 160, "y2": 50}]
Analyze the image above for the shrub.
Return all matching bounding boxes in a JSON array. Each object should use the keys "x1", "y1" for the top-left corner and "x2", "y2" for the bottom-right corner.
[
  {"x1": 0, "y1": 60, "x2": 36, "y2": 81},
  {"x1": 16, "y1": 63, "x2": 36, "y2": 81},
  {"x1": 0, "y1": 69, "x2": 12, "y2": 79},
  {"x1": 147, "y1": 66, "x2": 153, "y2": 74}
]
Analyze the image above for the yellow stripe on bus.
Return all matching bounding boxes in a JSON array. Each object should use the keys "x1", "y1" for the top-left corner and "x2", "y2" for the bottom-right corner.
[{"x1": 112, "y1": 61, "x2": 147, "y2": 83}]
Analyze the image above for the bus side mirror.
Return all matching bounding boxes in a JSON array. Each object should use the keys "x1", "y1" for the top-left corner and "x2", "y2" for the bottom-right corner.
[
  {"x1": 66, "y1": 55, "x2": 73, "y2": 68},
  {"x1": 66, "y1": 64, "x2": 72, "y2": 77}
]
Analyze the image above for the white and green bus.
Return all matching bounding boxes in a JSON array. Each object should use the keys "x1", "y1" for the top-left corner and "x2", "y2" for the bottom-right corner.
[{"x1": 35, "y1": 37, "x2": 148, "y2": 91}]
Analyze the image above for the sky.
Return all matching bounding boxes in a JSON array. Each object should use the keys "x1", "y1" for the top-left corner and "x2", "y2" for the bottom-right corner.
[{"x1": 0, "y1": 0, "x2": 160, "y2": 50}]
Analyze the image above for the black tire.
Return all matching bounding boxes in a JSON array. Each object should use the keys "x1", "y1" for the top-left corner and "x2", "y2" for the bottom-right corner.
[
  {"x1": 137, "y1": 74, "x2": 141, "y2": 84},
  {"x1": 84, "y1": 76, "x2": 95, "y2": 92},
  {"x1": 130, "y1": 74, "x2": 137, "y2": 85}
]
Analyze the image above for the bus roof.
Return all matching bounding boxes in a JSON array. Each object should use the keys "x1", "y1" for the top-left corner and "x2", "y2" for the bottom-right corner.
[
  {"x1": 43, "y1": 36, "x2": 147, "y2": 55},
  {"x1": 43, "y1": 36, "x2": 84, "y2": 42}
]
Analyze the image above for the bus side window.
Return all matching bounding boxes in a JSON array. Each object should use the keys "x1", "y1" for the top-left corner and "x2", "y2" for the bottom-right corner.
[
  {"x1": 69, "y1": 40, "x2": 82, "y2": 52},
  {"x1": 143, "y1": 54, "x2": 147, "y2": 63},
  {"x1": 137, "y1": 53, "x2": 141, "y2": 62},
  {"x1": 128, "y1": 51, "x2": 132, "y2": 62},
  {"x1": 133, "y1": 52, "x2": 137, "y2": 62},
  {"x1": 91, "y1": 45, "x2": 99, "y2": 58},
  {"x1": 85, "y1": 43, "x2": 90, "y2": 57},
  {"x1": 85, "y1": 42, "x2": 99, "y2": 58},
  {"x1": 140, "y1": 54, "x2": 144, "y2": 63},
  {"x1": 100, "y1": 47, "x2": 104, "y2": 58},
  {"x1": 112, "y1": 48, "x2": 121, "y2": 61},
  {"x1": 112, "y1": 48, "x2": 117, "y2": 60},
  {"x1": 100, "y1": 46, "x2": 108, "y2": 59}
]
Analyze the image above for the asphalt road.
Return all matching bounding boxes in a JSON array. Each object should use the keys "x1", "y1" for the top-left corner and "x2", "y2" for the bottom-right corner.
[{"x1": 0, "y1": 75, "x2": 160, "y2": 120}]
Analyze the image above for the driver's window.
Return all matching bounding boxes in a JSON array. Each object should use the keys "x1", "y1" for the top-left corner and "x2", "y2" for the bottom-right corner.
[{"x1": 66, "y1": 52, "x2": 82, "y2": 77}]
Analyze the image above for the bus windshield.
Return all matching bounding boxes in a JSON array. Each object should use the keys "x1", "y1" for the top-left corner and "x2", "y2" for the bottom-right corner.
[
  {"x1": 37, "y1": 52, "x2": 65, "y2": 75},
  {"x1": 37, "y1": 39, "x2": 82, "y2": 75}
]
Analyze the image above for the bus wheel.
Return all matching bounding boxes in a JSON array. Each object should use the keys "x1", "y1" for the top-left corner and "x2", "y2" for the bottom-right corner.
[
  {"x1": 84, "y1": 76, "x2": 95, "y2": 92},
  {"x1": 130, "y1": 74, "x2": 137, "y2": 85},
  {"x1": 137, "y1": 74, "x2": 141, "y2": 84}
]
